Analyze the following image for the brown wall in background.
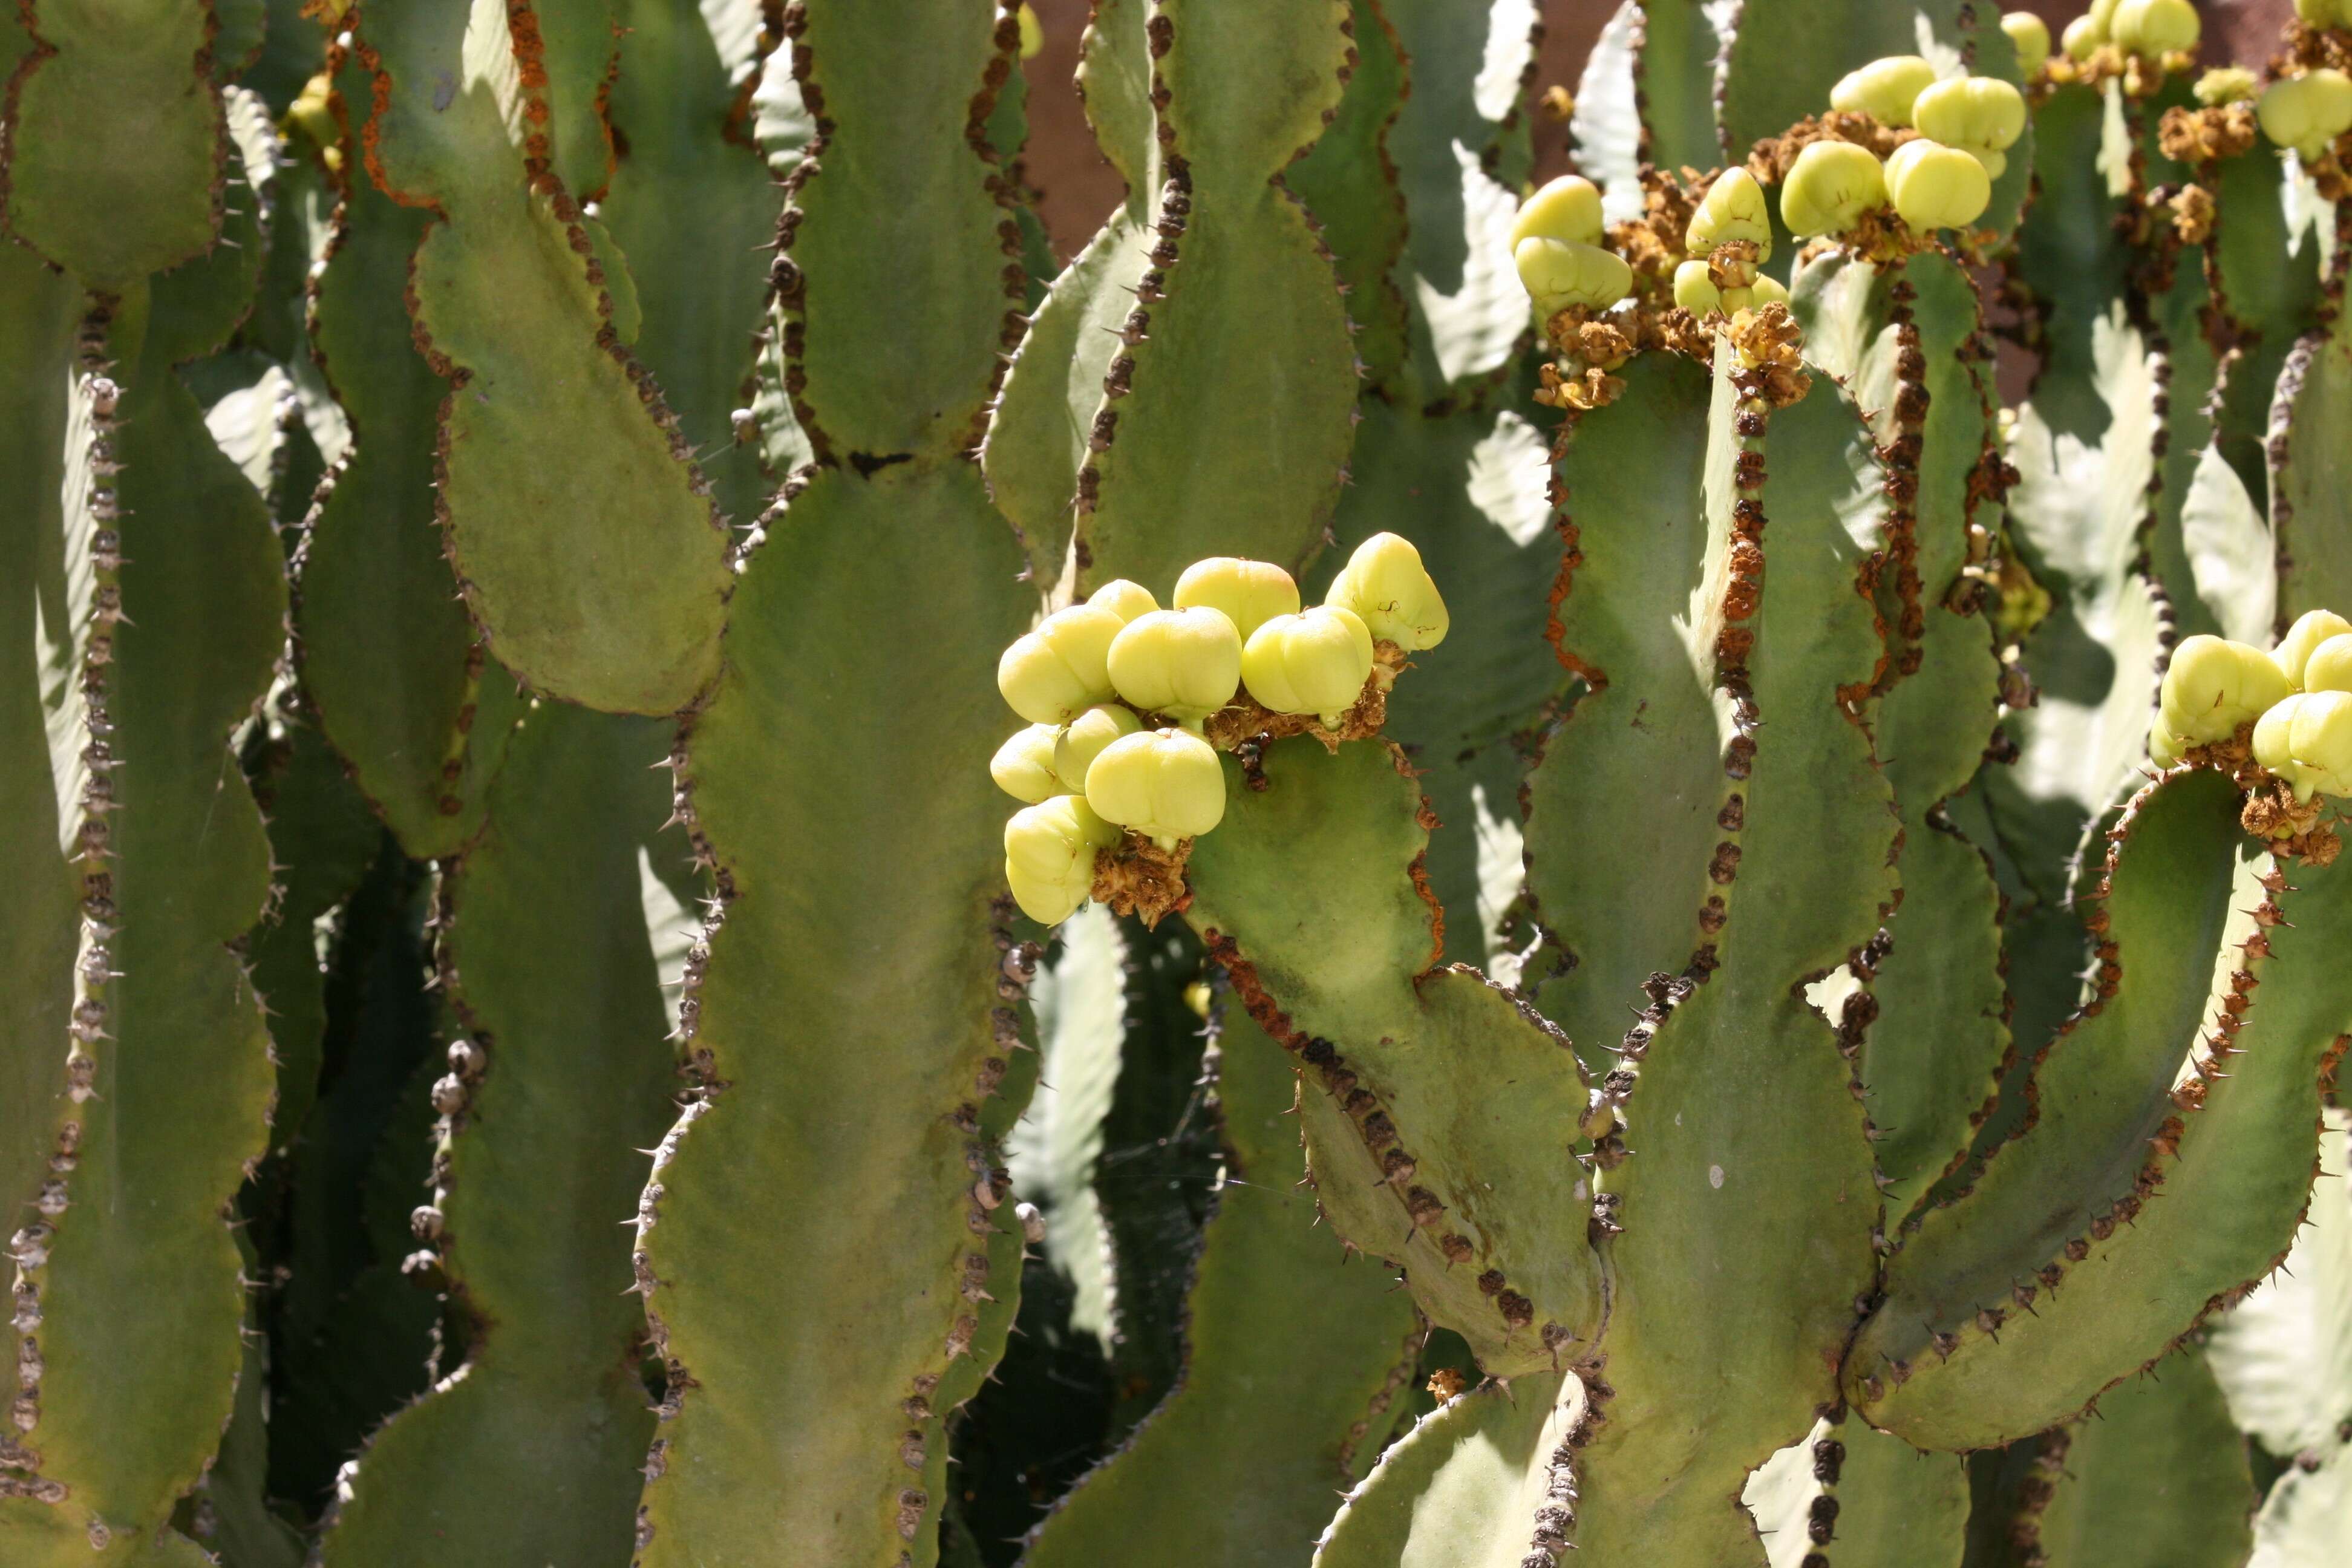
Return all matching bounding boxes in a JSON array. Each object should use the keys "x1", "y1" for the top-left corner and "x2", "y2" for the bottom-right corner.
[{"x1": 1017, "y1": 0, "x2": 2295, "y2": 260}]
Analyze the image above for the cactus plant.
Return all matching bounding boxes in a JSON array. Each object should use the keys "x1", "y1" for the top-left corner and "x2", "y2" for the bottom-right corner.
[{"x1": 4, "y1": 2, "x2": 2352, "y2": 1566}]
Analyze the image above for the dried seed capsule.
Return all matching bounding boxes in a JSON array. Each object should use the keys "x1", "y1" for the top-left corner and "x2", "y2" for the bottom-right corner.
[
  {"x1": 1084, "y1": 727, "x2": 1226, "y2": 850},
  {"x1": 1107, "y1": 607, "x2": 1243, "y2": 726},
  {"x1": 2002, "y1": 11, "x2": 2051, "y2": 74},
  {"x1": 1509, "y1": 174, "x2": 1606, "y2": 250},
  {"x1": 2111, "y1": 0, "x2": 2199, "y2": 55},
  {"x1": 1241, "y1": 606, "x2": 1375, "y2": 726},
  {"x1": 1884, "y1": 139, "x2": 1993, "y2": 232},
  {"x1": 1086, "y1": 578, "x2": 1158, "y2": 624},
  {"x1": 1325, "y1": 532, "x2": 1449, "y2": 651},
  {"x1": 998, "y1": 603, "x2": 1124, "y2": 724},
  {"x1": 1684, "y1": 168, "x2": 1771, "y2": 260},
  {"x1": 1779, "y1": 140, "x2": 1887, "y2": 238},
  {"x1": 1004, "y1": 795, "x2": 1117, "y2": 926},
  {"x1": 1053, "y1": 703, "x2": 1143, "y2": 794},
  {"x1": 989, "y1": 724, "x2": 1066, "y2": 804},
  {"x1": 1673, "y1": 258, "x2": 1722, "y2": 315},
  {"x1": 2259, "y1": 71, "x2": 2352, "y2": 161},
  {"x1": 2273, "y1": 610, "x2": 2352, "y2": 686},
  {"x1": 1913, "y1": 77, "x2": 2027, "y2": 180},
  {"x1": 2161, "y1": 635, "x2": 2296, "y2": 745},
  {"x1": 1829, "y1": 56, "x2": 1938, "y2": 127},
  {"x1": 1172, "y1": 557, "x2": 1300, "y2": 641},
  {"x1": 1514, "y1": 237, "x2": 1633, "y2": 315},
  {"x1": 2196, "y1": 67, "x2": 2259, "y2": 106},
  {"x1": 2302, "y1": 634, "x2": 2352, "y2": 695},
  {"x1": 2253, "y1": 691, "x2": 2352, "y2": 800}
]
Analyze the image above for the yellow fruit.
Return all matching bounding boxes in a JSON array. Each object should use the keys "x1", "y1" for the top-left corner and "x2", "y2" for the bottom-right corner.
[
  {"x1": 1885, "y1": 139, "x2": 1993, "y2": 232},
  {"x1": 2062, "y1": 16, "x2": 2103, "y2": 61},
  {"x1": 998, "y1": 604, "x2": 1124, "y2": 724},
  {"x1": 2253, "y1": 690, "x2": 2352, "y2": 800},
  {"x1": 2161, "y1": 634, "x2": 2296, "y2": 745},
  {"x1": 2302, "y1": 633, "x2": 2352, "y2": 694},
  {"x1": 2273, "y1": 609, "x2": 2352, "y2": 685},
  {"x1": 1746, "y1": 273, "x2": 1789, "y2": 307},
  {"x1": 1673, "y1": 258, "x2": 1723, "y2": 314},
  {"x1": 2259, "y1": 71, "x2": 2352, "y2": 160},
  {"x1": 1913, "y1": 77, "x2": 2027, "y2": 180},
  {"x1": 2112, "y1": 0, "x2": 2199, "y2": 55},
  {"x1": 1085, "y1": 728, "x2": 1227, "y2": 849},
  {"x1": 1106, "y1": 607, "x2": 1243, "y2": 726},
  {"x1": 1087, "y1": 578, "x2": 1159, "y2": 623},
  {"x1": 1242, "y1": 607, "x2": 1376, "y2": 725},
  {"x1": 1326, "y1": 532, "x2": 1449, "y2": 651},
  {"x1": 1684, "y1": 167, "x2": 1772, "y2": 260},
  {"x1": 2002, "y1": 12, "x2": 2052, "y2": 74},
  {"x1": 1509, "y1": 175, "x2": 1607, "y2": 250},
  {"x1": 1830, "y1": 56, "x2": 1939, "y2": 126},
  {"x1": 1018, "y1": 2, "x2": 1044, "y2": 60},
  {"x1": 2148, "y1": 715, "x2": 2185, "y2": 767},
  {"x1": 990, "y1": 724, "x2": 1066, "y2": 803},
  {"x1": 2299, "y1": 0, "x2": 2352, "y2": 28},
  {"x1": 1172, "y1": 557, "x2": 1300, "y2": 640},
  {"x1": 2195, "y1": 67, "x2": 2260, "y2": 107},
  {"x1": 1514, "y1": 237, "x2": 1635, "y2": 315},
  {"x1": 1054, "y1": 703, "x2": 1143, "y2": 794},
  {"x1": 1004, "y1": 795, "x2": 1117, "y2": 926},
  {"x1": 1779, "y1": 140, "x2": 1888, "y2": 237}
]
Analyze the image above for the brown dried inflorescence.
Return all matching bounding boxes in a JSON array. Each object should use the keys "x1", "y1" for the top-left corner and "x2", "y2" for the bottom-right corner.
[
  {"x1": 1747, "y1": 111, "x2": 1913, "y2": 184},
  {"x1": 2167, "y1": 181, "x2": 2218, "y2": 245},
  {"x1": 1729, "y1": 303, "x2": 1812, "y2": 408},
  {"x1": 1201, "y1": 642, "x2": 1402, "y2": 753},
  {"x1": 2157, "y1": 103, "x2": 2259, "y2": 165},
  {"x1": 1534, "y1": 310, "x2": 1635, "y2": 411},
  {"x1": 1091, "y1": 834, "x2": 1194, "y2": 927}
]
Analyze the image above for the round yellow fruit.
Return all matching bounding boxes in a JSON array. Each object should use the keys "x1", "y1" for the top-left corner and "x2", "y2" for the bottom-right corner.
[
  {"x1": 1172, "y1": 557, "x2": 1300, "y2": 641},
  {"x1": 2111, "y1": 0, "x2": 2200, "y2": 56},
  {"x1": 2161, "y1": 633, "x2": 2296, "y2": 745},
  {"x1": 1004, "y1": 795, "x2": 1117, "y2": 926},
  {"x1": 2259, "y1": 71, "x2": 2352, "y2": 160},
  {"x1": 1242, "y1": 606, "x2": 1376, "y2": 725},
  {"x1": 1514, "y1": 237, "x2": 1635, "y2": 315},
  {"x1": 1885, "y1": 139, "x2": 1993, "y2": 232},
  {"x1": 1779, "y1": 139, "x2": 1888, "y2": 237},
  {"x1": 1054, "y1": 703, "x2": 1143, "y2": 794},
  {"x1": 1510, "y1": 175, "x2": 1607, "y2": 250},
  {"x1": 1106, "y1": 607, "x2": 1243, "y2": 727},
  {"x1": 1087, "y1": 578, "x2": 1159, "y2": 623},
  {"x1": 2272, "y1": 609, "x2": 2352, "y2": 686},
  {"x1": 1084, "y1": 728, "x2": 1227, "y2": 849},
  {"x1": 1913, "y1": 77, "x2": 2027, "y2": 180},
  {"x1": 2253, "y1": 690, "x2": 2352, "y2": 800},
  {"x1": 1831, "y1": 56, "x2": 1939, "y2": 126},
  {"x1": 1685, "y1": 167, "x2": 1772, "y2": 260},
  {"x1": 998, "y1": 603, "x2": 1124, "y2": 724},
  {"x1": 990, "y1": 724, "x2": 1066, "y2": 803},
  {"x1": 2002, "y1": 12, "x2": 2051, "y2": 74}
]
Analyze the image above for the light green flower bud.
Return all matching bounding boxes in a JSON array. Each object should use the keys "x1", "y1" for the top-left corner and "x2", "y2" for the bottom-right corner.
[
  {"x1": 1326, "y1": 531, "x2": 1449, "y2": 651},
  {"x1": 1087, "y1": 578, "x2": 1159, "y2": 623},
  {"x1": 1885, "y1": 139, "x2": 1994, "y2": 232},
  {"x1": 2253, "y1": 690, "x2": 2352, "y2": 800},
  {"x1": 2149, "y1": 714, "x2": 2186, "y2": 767},
  {"x1": 1830, "y1": 56, "x2": 1939, "y2": 126},
  {"x1": 1684, "y1": 167, "x2": 1772, "y2": 260},
  {"x1": 2259, "y1": 71, "x2": 2352, "y2": 161},
  {"x1": 1172, "y1": 556, "x2": 1300, "y2": 640},
  {"x1": 1242, "y1": 606, "x2": 1376, "y2": 725},
  {"x1": 2112, "y1": 0, "x2": 2199, "y2": 55},
  {"x1": 1106, "y1": 607, "x2": 1243, "y2": 726},
  {"x1": 1509, "y1": 175, "x2": 1607, "y2": 250},
  {"x1": 2272, "y1": 609, "x2": 2352, "y2": 685},
  {"x1": 2195, "y1": 67, "x2": 2260, "y2": 106},
  {"x1": 990, "y1": 724, "x2": 1067, "y2": 803},
  {"x1": 1053, "y1": 703, "x2": 1143, "y2": 794},
  {"x1": 998, "y1": 603, "x2": 1124, "y2": 724},
  {"x1": 1085, "y1": 727, "x2": 1227, "y2": 849},
  {"x1": 2302, "y1": 634, "x2": 2352, "y2": 694},
  {"x1": 2160, "y1": 633, "x2": 2296, "y2": 745},
  {"x1": 1004, "y1": 795, "x2": 1117, "y2": 926},
  {"x1": 1779, "y1": 140, "x2": 1889, "y2": 237},
  {"x1": 2063, "y1": 16, "x2": 2103, "y2": 61},
  {"x1": 1514, "y1": 237, "x2": 1635, "y2": 315},
  {"x1": 1673, "y1": 258, "x2": 1723, "y2": 313},
  {"x1": 1913, "y1": 77, "x2": 2027, "y2": 180},
  {"x1": 2002, "y1": 12, "x2": 2052, "y2": 74}
]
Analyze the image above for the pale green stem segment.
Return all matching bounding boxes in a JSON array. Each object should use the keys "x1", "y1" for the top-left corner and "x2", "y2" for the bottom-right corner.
[
  {"x1": 301, "y1": 53, "x2": 524, "y2": 857},
  {"x1": 1186, "y1": 737, "x2": 1604, "y2": 1380},
  {"x1": 1794, "y1": 249, "x2": 2010, "y2": 1215},
  {"x1": 1570, "y1": 353, "x2": 1892, "y2": 1568},
  {"x1": 1, "y1": 94, "x2": 286, "y2": 1561},
  {"x1": 2272, "y1": 310, "x2": 2352, "y2": 625},
  {"x1": 318, "y1": 706, "x2": 693, "y2": 1566},
  {"x1": 1854, "y1": 769, "x2": 2352, "y2": 1449},
  {"x1": 355, "y1": 0, "x2": 732, "y2": 716},
  {"x1": 2, "y1": 0, "x2": 224, "y2": 289},
  {"x1": 1286, "y1": 0, "x2": 1410, "y2": 391},
  {"x1": 1741, "y1": 1414, "x2": 1967, "y2": 1568},
  {"x1": 986, "y1": 0, "x2": 1359, "y2": 598},
  {"x1": 1021, "y1": 1006, "x2": 1421, "y2": 1566}
]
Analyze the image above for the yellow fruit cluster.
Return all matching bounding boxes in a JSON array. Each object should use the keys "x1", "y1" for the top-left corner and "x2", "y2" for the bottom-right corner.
[
  {"x1": 2062, "y1": 0, "x2": 2201, "y2": 60},
  {"x1": 1508, "y1": 175, "x2": 1633, "y2": 318},
  {"x1": 2152, "y1": 611, "x2": 2352, "y2": 803},
  {"x1": 990, "y1": 534, "x2": 1449, "y2": 925},
  {"x1": 1791, "y1": 56, "x2": 2025, "y2": 239}
]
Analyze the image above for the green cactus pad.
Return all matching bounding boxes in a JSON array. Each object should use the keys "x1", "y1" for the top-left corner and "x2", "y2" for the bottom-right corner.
[
  {"x1": 318, "y1": 705, "x2": 691, "y2": 1566},
  {"x1": 2272, "y1": 311, "x2": 2352, "y2": 624},
  {"x1": 1021, "y1": 1007, "x2": 1421, "y2": 1566},
  {"x1": 358, "y1": 0, "x2": 732, "y2": 715},
  {"x1": 1187, "y1": 737, "x2": 1603, "y2": 1376},
  {"x1": 1639, "y1": 0, "x2": 1733, "y2": 176},
  {"x1": 1742, "y1": 1416, "x2": 1967, "y2": 1568},
  {"x1": 1, "y1": 0, "x2": 223, "y2": 288},
  {"x1": 1287, "y1": 0, "x2": 1410, "y2": 393},
  {"x1": 630, "y1": 462, "x2": 1034, "y2": 1567},
  {"x1": 1311, "y1": 1373, "x2": 1579, "y2": 1568}
]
